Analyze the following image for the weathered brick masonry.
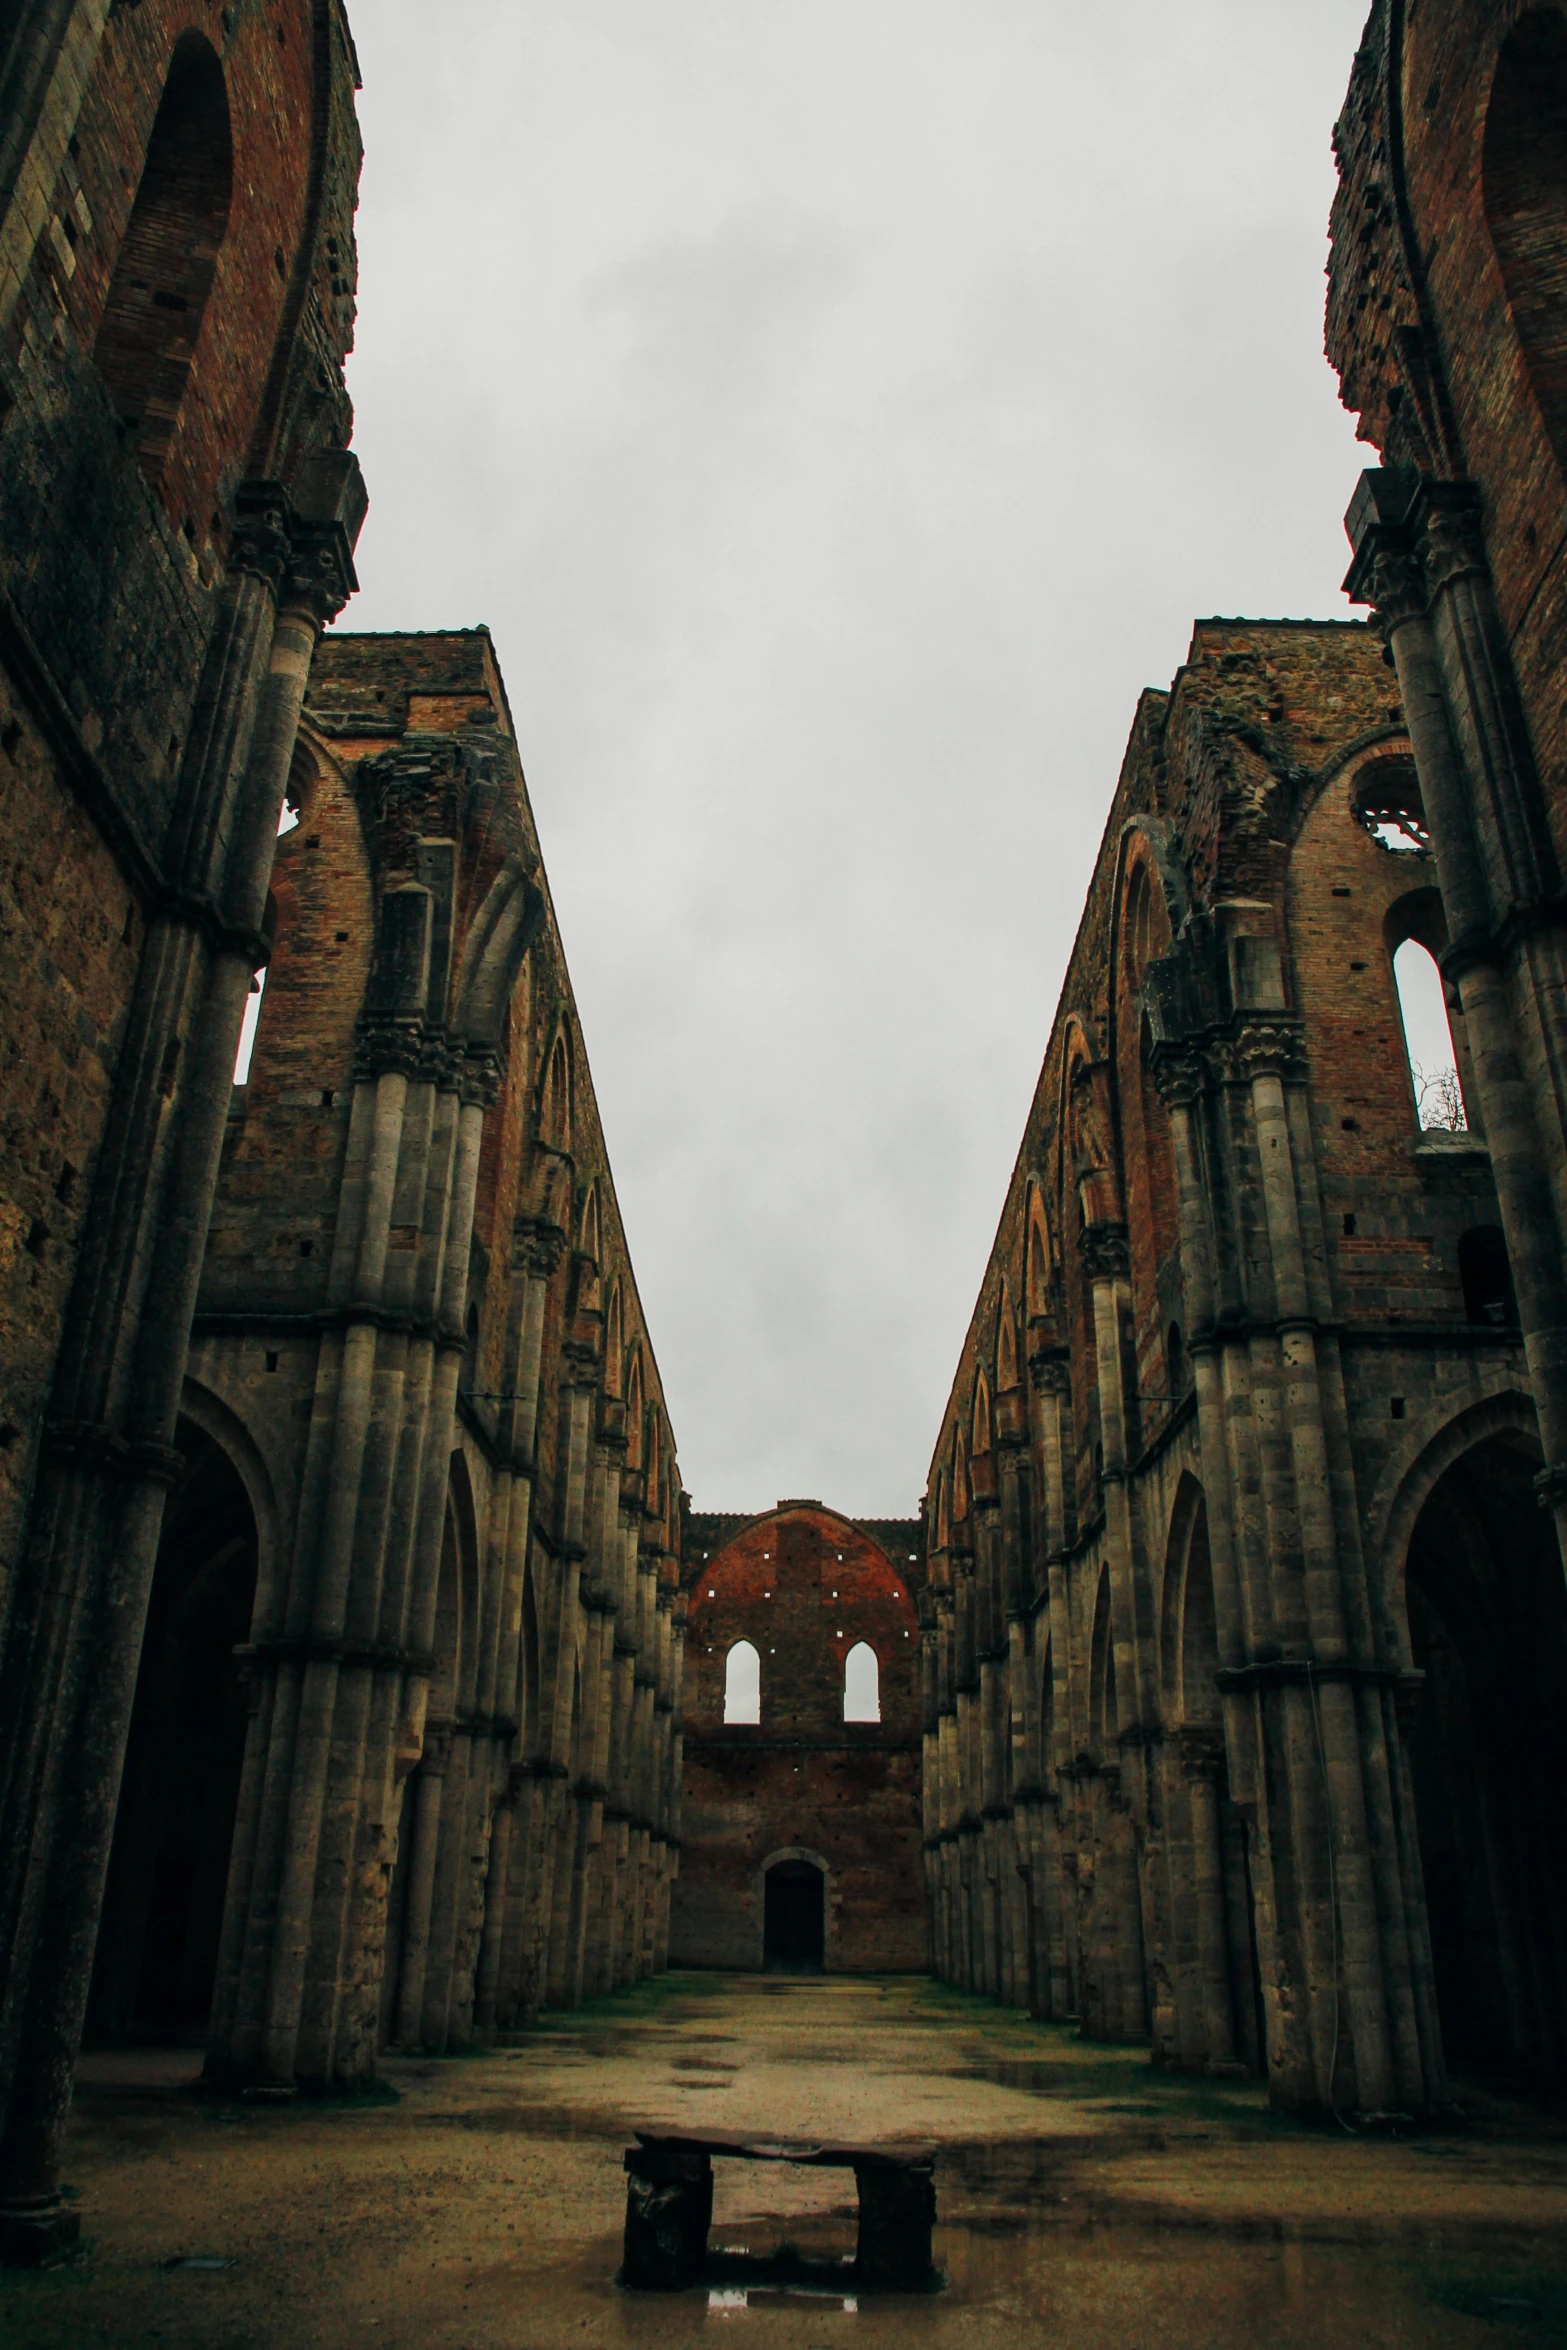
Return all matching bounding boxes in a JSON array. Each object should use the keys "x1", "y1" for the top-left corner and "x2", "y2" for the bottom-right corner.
[
  {"x1": 1322, "y1": 0, "x2": 1567, "y2": 2088},
  {"x1": 5, "y1": 0, "x2": 1567, "y2": 2269},
  {"x1": 925, "y1": 0, "x2": 1567, "y2": 2120},
  {"x1": 0, "y1": 0, "x2": 367, "y2": 2263},
  {"x1": 1326, "y1": 2, "x2": 1567, "y2": 1577},
  {"x1": 672, "y1": 1504, "x2": 925, "y2": 1973},
  {"x1": 106, "y1": 627, "x2": 687, "y2": 2088},
  {"x1": 925, "y1": 614, "x2": 1566, "y2": 2113}
]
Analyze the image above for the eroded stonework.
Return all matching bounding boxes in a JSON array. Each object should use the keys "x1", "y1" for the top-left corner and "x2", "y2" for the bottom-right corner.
[{"x1": 4, "y1": 0, "x2": 1567, "y2": 2269}]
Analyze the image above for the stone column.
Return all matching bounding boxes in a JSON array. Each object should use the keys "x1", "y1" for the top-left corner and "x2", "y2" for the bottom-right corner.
[
  {"x1": 491, "y1": 1221, "x2": 563, "y2": 2027},
  {"x1": 949, "y1": 1533, "x2": 980, "y2": 1990},
  {"x1": 1347, "y1": 471, "x2": 1567, "y2": 1574},
  {"x1": 1246, "y1": 1024, "x2": 1399, "y2": 2112},
  {"x1": 1179, "y1": 1728, "x2": 1238, "y2": 2073},
  {"x1": 472, "y1": 1788, "x2": 514, "y2": 2043},
  {"x1": 654, "y1": 1578, "x2": 685, "y2": 1975},
  {"x1": 392, "y1": 1727, "x2": 451, "y2": 2048},
  {"x1": 1081, "y1": 1220, "x2": 1156, "y2": 2043},
  {"x1": 0, "y1": 476, "x2": 360, "y2": 2262}
]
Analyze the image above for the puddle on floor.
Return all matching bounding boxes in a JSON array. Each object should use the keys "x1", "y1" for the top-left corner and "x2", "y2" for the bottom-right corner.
[
  {"x1": 599, "y1": 2174, "x2": 1567, "y2": 2350},
  {"x1": 596, "y1": 2218, "x2": 1567, "y2": 2348},
  {"x1": 709, "y1": 2287, "x2": 860, "y2": 2313}
]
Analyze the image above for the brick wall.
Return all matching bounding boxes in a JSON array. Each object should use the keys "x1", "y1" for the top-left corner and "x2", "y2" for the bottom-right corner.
[
  {"x1": 671, "y1": 1504, "x2": 927, "y2": 1973},
  {"x1": 0, "y1": 0, "x2": 360, "y2": 1634},
  {"x1": 1327, "y1": 0, "x2": 1567, "y2": 871}
]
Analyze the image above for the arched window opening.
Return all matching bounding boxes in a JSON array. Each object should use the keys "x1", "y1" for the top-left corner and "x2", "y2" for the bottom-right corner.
[
  {"x1": 1458, "y1": 1227, "x2": 1519, "y2": 1329},
  {"x1": 844, "y1": 1640, "x2": 880, "y2": 1723},
  {"x1": 723, "y1": 1639, "x2": 760, "y2": 1726},
  {"x1": 1123, "y1": 859, "x2": 1163, "y2": 992},
  {"x1": 997, "y1": 1282, "x2": 1019, "y2": 1392},
  {"x1": 1393, "y1": 938, "x2": 1467, "y2": 1131},
  {"x1": 93, "y1": 35, "x2": 233, "y2": 494},
  {"x1": 233, "y1": 966, "x2": 266, "y2": 1086},
  {"x1": 625, "y1": 1351, "x2": 644, "y2": 1465},
  {"x1": 232, "y1": 889, "x2": 279, "y2": 1087},
  {"x1": 542, "y1": 1033, "x2": 570, "y2": 1148},
  {"x1": 460, "y1": 1302, "x2": 481, "y2": 1397},
  {"x1": 86, "y1": 1427, "x2": 256, "y2": 2043},
  {"x1": 1026, "y1": 1185, "x2": 1053, "y2": 1318},
  {"x1": 1483, "y1": 11, "x2": 1567, "y2": 482},
  {"x1": 1404, "y1": 1428, "x2": 1567, "y2": 2083},
  {"x1": 1166, "y1": 1322, "x2": 1185, "y2": 1396},
  {"x1": 603, "y1": 1283, "x2": 622, "y2": 1394},
  {"x1": 580, "y1": 1181, "x2": 601, "y2": 1264},
  {"x1": 1353, "y1": 757, "x2": 1430, "y2": 854},
  {"x1": 1135, "y1": 1007, "x2": 1180, "y2": 1279}
]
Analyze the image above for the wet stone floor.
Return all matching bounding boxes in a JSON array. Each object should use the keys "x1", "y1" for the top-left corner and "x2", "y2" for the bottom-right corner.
[{"x1": 5, "y1": 1975, "x2": 1567, "y2": 2348}]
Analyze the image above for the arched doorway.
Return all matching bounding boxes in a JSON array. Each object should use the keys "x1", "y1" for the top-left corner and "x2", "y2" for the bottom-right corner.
[
  {"x1": 1403, "y1": 1427, "x2": 1567, "y2": 2088},
  {"x1": 86, "y1": 1426, "x2": 257, "y2": 2041},
  {"x1": 764, "y1": 1858, "x2": 825, "y2": 1973}
]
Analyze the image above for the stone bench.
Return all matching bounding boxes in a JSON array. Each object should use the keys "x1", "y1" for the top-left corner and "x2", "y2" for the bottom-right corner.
[{"x1": 621, "y1": 2129, "x2": 937, "y2": 2293}]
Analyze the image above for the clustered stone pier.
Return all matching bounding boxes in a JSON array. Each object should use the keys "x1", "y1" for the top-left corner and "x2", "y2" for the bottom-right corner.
[{"x1": 3, "y1": 0, "x2": 1567, "y2": 2274}]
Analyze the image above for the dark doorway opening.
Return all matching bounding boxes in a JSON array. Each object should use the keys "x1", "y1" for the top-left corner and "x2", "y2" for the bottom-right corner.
[
  {"x1": 1458, "y1": 1226, "x2": 1519, "y2": 1329},
  {"x1": 764, "y1": 1859, "x2": 825, "y2": 1974},
  {"x1": 1404, "y1": 1429, "x2": 1567, "y2": 2091},
  {"x1": 86, "y1": 1424, "x2": 257, "y2": 2043}
]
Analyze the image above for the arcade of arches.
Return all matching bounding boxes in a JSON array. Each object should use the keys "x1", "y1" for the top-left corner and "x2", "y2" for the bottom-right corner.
[
  {"x1": 4, "y1": 0, "x2": 1567, "y2": 2276},
  {"x1": 925, "y1": 616, "x2": 1567, "y2": 2118}
]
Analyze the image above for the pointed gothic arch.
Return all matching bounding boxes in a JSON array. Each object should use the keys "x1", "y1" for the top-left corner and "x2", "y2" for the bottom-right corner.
[
  {"x1": 541, "y1": 1029, "x2": 571, "y2": 1150},
  {"x1": 997, "y1": 1278, "x2": 1020, "y2": 1392},
  {"x1": 625, "y1": 1347, "x2": 645, "y2": 1465},
  {"x1": 579, "y1": 1179, "x2": 601, "y2": 1264},
  {"x1": 453, "y1": 856, "x2": 545, "y2": 1048},
  {"x1": 93, "y1": 34, "x2": 233, "y2": 495},
  {"x1": 1483, "y1": 9, "x2": 1567, "y2": 484},
  {"x1": 1025, "y1": 1181, "x2": 1054, "y2": 1319},
  {"x1": 971, "y1": 1370, "x2": 993, "y2": 1457}
]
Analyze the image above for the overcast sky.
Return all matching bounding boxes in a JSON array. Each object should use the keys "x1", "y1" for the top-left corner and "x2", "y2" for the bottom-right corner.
[{"x1": 339, "y1": 0, "x2": 1375, "y2": 1515}]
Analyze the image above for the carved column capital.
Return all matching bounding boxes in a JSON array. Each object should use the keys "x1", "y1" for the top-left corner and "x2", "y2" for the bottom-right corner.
[
  {"x1": 352, "y1": 1011, "x2": 427, "y2": 1083},
  {"x1": 1234, "y1": 1020, "x2": 1307, "y2": 1085},
  {"x1": 1150, "y1": 1043, "x2": 1207, "y2": 1109},
  {"x1": 515, "y1": 1218, "x2": 566, "y2": 1279},
  {"x1": 1342, "y1": 466, "x2": 1428, "y2": 627},
  {"x1": 228, "y1": 479, "x2": 292, "y2": 587},
  {"x1": 1078, "y1": 1220, "x2": 1129, "y2": 1282},
  {"x1": 1534, "y1": 1461, "x2": 1567, "y2": 1512},
  {"x1": 1177, "y1": 1723, "x2": 1226, "y2": 1782},
  {"x1": 283, "y1": 517, "x2": 359, "y2": 622},
  {"x1": 1412, "y1": 479, "x2": 1489, "y2": 597},
  {"x1": 460, "y1": 1048, "x2": 502, "y2": 1109}
]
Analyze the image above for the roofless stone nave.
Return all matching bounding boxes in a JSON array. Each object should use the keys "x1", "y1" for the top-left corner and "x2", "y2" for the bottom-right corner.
[{"x1": 0, "y1": 0, "x2": 1564, "y2": 2279}]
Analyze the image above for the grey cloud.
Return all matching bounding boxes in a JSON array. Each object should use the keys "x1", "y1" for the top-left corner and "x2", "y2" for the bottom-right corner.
[{"x1": 341, "y1": 0, "x2": 1372, "y2": 1512}]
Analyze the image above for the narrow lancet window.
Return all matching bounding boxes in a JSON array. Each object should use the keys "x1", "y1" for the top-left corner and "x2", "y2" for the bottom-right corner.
[
  {"x1": 1393, "y1": 938, "x2": 1466, "y2": 1131},
  {"x1": 724, "y1": 1639, "x2": 760, "y2": 1725},
  {"x1": 844, "y1": 1640, "x2": 879, "y2": 1723}
]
